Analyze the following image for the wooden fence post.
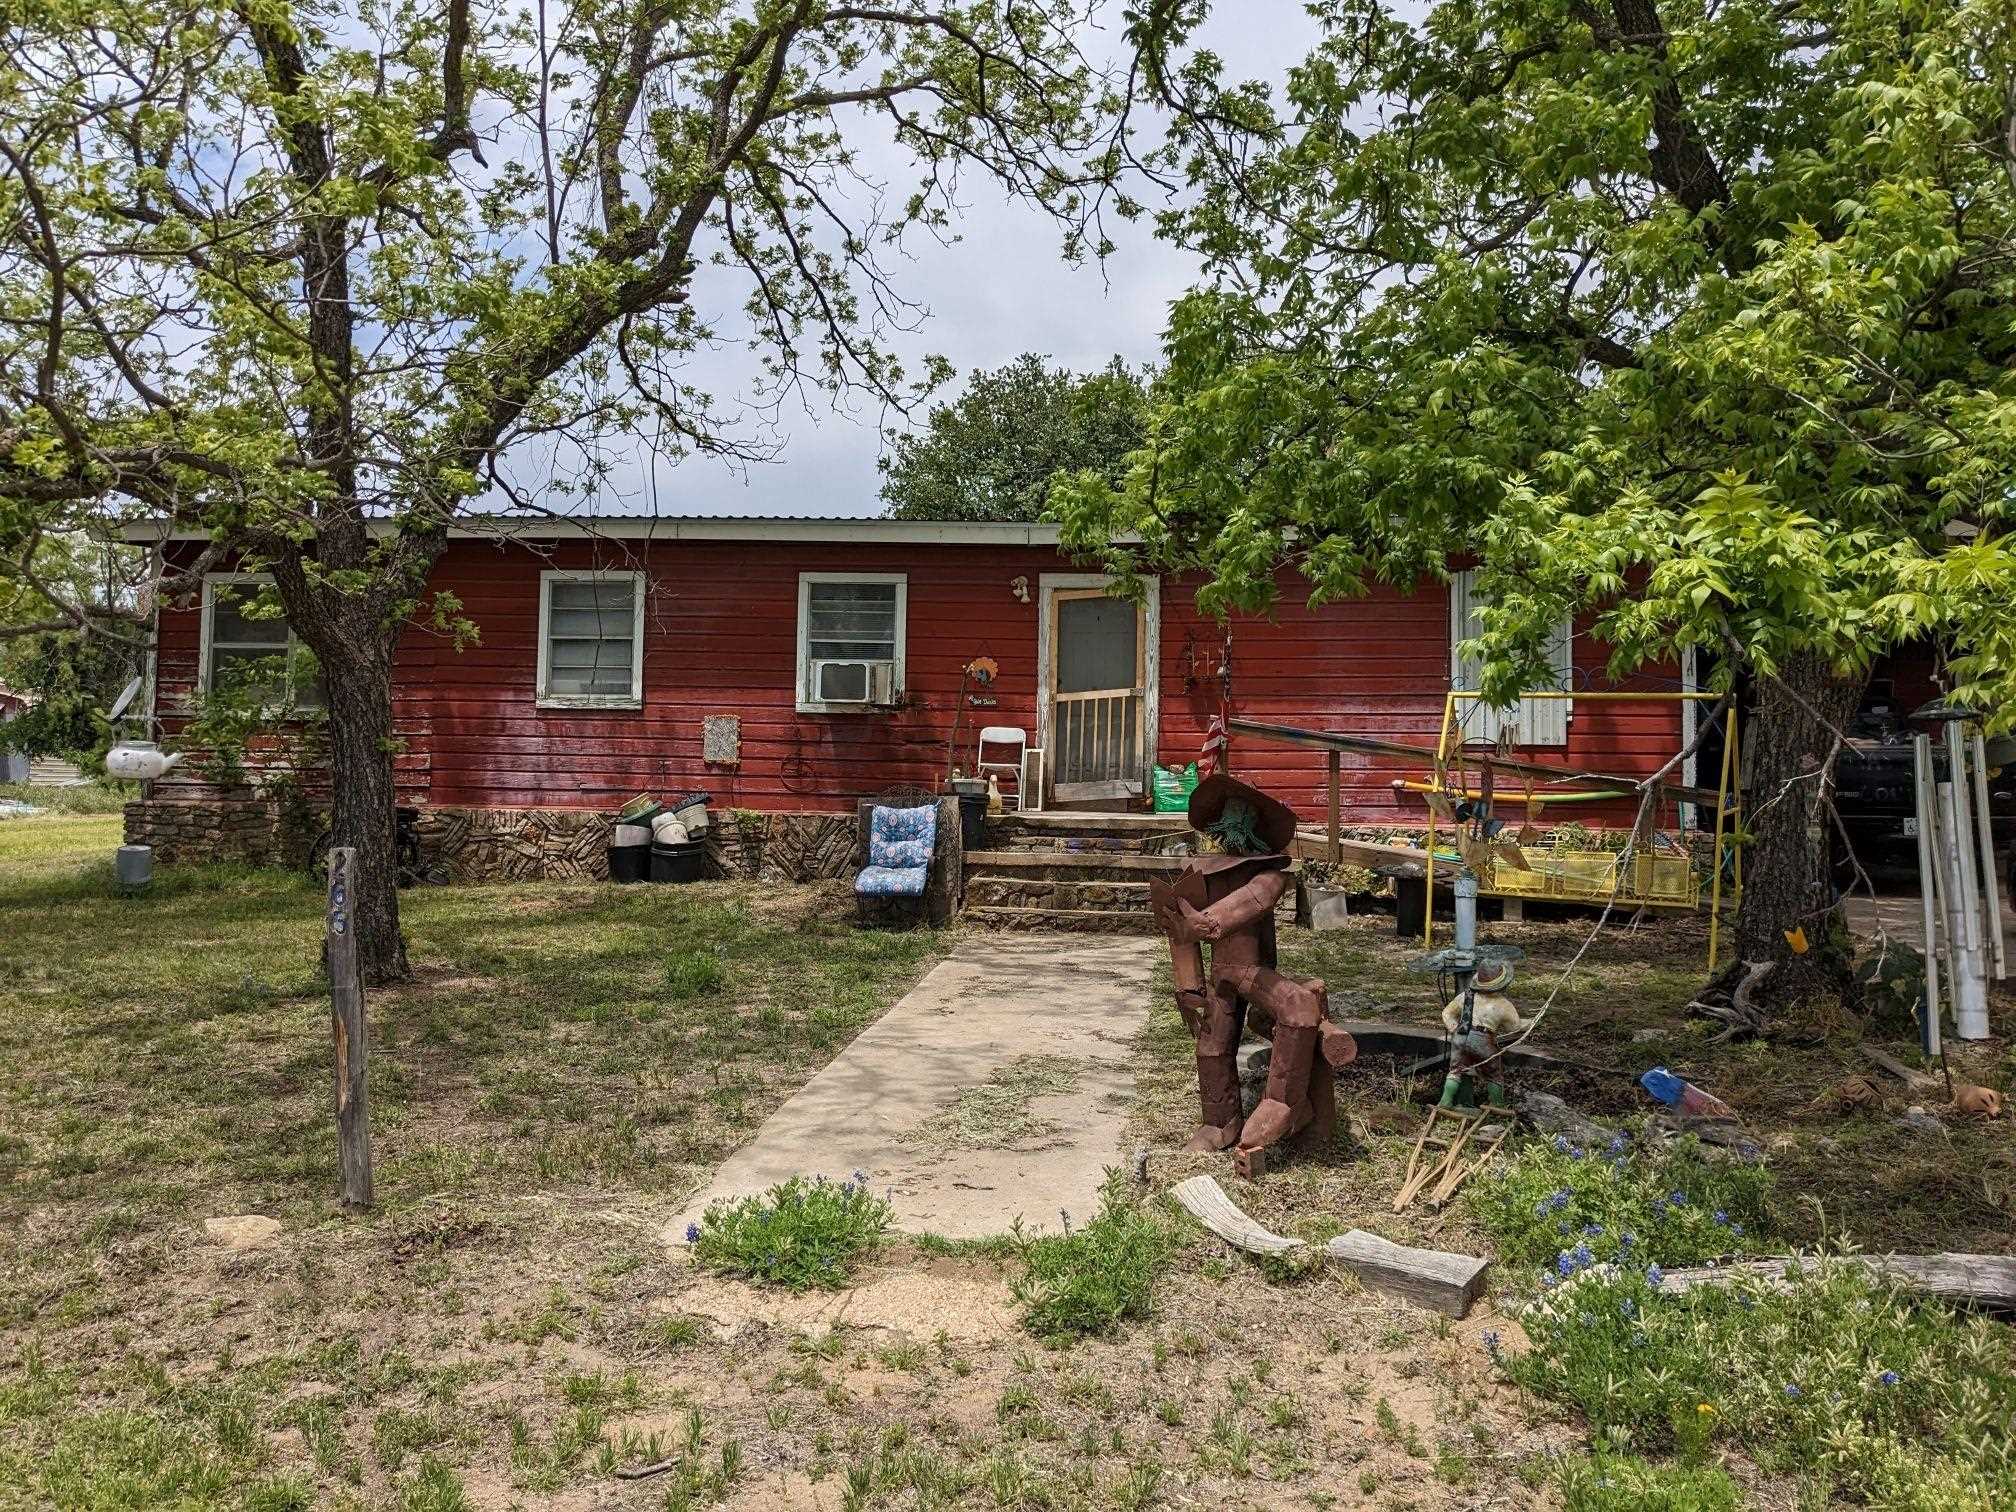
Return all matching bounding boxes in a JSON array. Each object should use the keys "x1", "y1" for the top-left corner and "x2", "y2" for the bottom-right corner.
[{"x1": 325, "y1": 847, "x2": 373, "y2": 1208}]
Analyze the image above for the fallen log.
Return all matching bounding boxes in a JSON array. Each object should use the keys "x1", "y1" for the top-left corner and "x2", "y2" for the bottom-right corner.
[
  {"x1": 1660, "y1": 1253, "x2": 2016, "y2": 1312},
  {"x1": 1168, "y1": 1175, "x2": 1492, "y2": 1317}
]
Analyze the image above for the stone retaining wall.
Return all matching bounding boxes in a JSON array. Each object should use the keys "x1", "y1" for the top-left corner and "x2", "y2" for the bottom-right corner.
[{"x1": 123, "y1": 798, "x2": 867, "y2": 884}]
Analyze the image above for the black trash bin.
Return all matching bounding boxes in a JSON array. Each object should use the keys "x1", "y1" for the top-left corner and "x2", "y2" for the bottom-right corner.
[
  {"x1": 956, "y1": 793, "x2": 987, "y2": 852},
  {"x1": 649, "y1": 841, "x2": 709, "y2": 883},
  {"x1": 608, "y1": 843, "x2": 651, "y2": 884}
]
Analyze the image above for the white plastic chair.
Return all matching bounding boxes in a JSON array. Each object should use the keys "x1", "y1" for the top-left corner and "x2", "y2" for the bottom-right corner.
[{"x1": 976, "y1": 726, "x2": 1028, "y2": 809}]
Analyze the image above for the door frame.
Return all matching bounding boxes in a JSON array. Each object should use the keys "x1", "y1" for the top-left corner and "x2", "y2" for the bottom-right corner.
[{"x1": 1035, "y1": 572, "x2": 1160, "y2": 800}]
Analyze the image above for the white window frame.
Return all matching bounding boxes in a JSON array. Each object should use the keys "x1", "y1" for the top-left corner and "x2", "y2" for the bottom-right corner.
[
  {"x1": 537, "y1": 569, "x2": 646, "y2": 710},
  {"x1": 796, "y1": 572, "x2": 907, "y2": 714},
  {"x1": 1449, "y1": 569, "x2": 1575, "y2": 747},
  {"x1": 197, "y1": 572, "x2": 321, "y2": 711}
]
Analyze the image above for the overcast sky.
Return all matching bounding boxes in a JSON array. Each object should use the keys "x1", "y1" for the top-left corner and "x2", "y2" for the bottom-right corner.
[{"x1": 594, "y1": 1, "x2": 1323, "y2": 520}]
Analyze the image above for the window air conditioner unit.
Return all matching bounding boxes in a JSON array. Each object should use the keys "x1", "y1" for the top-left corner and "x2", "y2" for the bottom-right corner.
[{"x1": 812, "y1": 659, "x2": 896, "y2": 705}]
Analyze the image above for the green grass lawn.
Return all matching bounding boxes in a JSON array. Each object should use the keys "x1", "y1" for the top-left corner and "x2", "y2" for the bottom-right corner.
[
  {"x1": 5, "y1": 811, "x2": 2012, "y2": 1511},
  {"x1": 0, "y1": 816, "x2": 947, "y2": 1508}
]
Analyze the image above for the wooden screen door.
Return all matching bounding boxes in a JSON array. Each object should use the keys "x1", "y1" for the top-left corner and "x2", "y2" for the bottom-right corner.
[{"x1": 1048, "y1": 588, "x2": 1148, "y2": 804}]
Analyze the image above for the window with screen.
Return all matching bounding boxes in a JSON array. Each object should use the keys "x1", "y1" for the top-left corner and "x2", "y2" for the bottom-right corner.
[
  {"x1": 797, "y1": 574, "x2": 906, "y2": 711},
  {"x1": 202, "y1": 576, "x2": 321, "y2": 708},
  {"x1": 538, "y1": 571, "x2": 644, "y2": 707}
]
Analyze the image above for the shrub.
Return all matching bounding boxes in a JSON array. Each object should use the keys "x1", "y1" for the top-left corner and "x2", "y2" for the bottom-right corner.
[
  {"x1": 1011, "y1": 1199, "x2": 1178, "y2": 1340},
  {"x1": 1555, "y1": 1451, "x2": 1740, "y2": 1511},
  {"x1": 1469, "y1": 1133, "x2": 1771, "y2": 1274},
  {"x1": 688, "y1": 1175, "x2": 890, "y2": 1291},
  {"x1": 1501, "y1": 1259, "x2": 2016, "y2": 1507}
]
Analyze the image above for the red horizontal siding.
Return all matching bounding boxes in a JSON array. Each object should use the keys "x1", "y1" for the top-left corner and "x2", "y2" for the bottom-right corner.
[{"x1": 150, "y1": 539, "x2": 1692, "y2": 825}]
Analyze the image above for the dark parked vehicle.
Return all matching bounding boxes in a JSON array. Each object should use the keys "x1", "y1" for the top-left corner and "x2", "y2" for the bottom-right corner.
[{"x1": 1832, "y1": 692, "x2": 2016, "y2": 894}]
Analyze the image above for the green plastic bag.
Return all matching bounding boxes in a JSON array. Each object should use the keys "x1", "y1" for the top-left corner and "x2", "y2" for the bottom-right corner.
[{"x1": 1152, "y1": 761, "x2": 1200, "y2": 813}]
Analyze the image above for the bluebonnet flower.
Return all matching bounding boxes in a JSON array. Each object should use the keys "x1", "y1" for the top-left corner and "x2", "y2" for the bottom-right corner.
[
  {"x1": 1879, "y1": 1370, "x2": 1900, "y2": 1387},
  {"x1": 1713, "y1": 1209, "x2": 1729, "y2": 1226},
  {"x1": 1557, "y1": 1219, "x2": 1573, "y2": 1234},
  {"x1": 1608, "y1": 1133, "x2": 1629, "y2": 1156},
  {"x1": 1482, "y1": 1330, "x2": 1501, "y2": 1357},
  {"x1": 1731, "y1": 1223, "x2": 1744, "y2": 1238},
  {"x1": 684, "y1": 1222, "x2": 700, "y2": 1244},
  {"x1": 1570, "y1": 1242, "x2": 1594, "y2": 1269},
  {"x1": 1553, "y1": 1135, "x2": 1584, "y2": 1160},
  {"x1": 1619, "y1": 1297, "x2": 1637, "y2": 1319},
  {"x1": 841, "y1": 1181, "x2": 856, "y2": 1197},
  {"x1": 1578, "y1": 1311, "x2": 1597, "y2": 1328},
  {"x1": 1557, "y1": 1252, "x2": 1578, "y2": 1278},
  {"x1": 1783, "y1": 1383, "x2": 1802, "y2": 1400},
  {"x1": 1540, "y1": 1272, "x2": 1557, "y2": 1290},
  {"x1": 1582, "y1": 1222, "x2": 1604, "y2": 1237},
  {"x1": 1669, "y1": 1190, "x2": 1688, "y2": 1206},
  {"x1": 1619, "y1": 1232, "x2": 1636, "y2": 1252},
  {"x1": 854, "y1": 1170, "x2": 869, "y2": 1185},
  {"x1": 1631, "y1": 1330, "x2": 1647, "y2": 1348},
  {"x1": 1649, "y1": 1196, "x2": 1669, "y2": 1216},
  {"x1": 1647, "y1": 1264, "x2": 1665, "y2": 1288}
]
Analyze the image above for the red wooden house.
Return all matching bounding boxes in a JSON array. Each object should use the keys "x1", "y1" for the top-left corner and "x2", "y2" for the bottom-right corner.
[{"x1": 125, "y1": 516, "x2": 1705, "y2": 885}]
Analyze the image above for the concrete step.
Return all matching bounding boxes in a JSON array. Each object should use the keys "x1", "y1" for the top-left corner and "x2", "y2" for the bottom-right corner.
[
  {"x1": 964, "y1": 849, "x2": 1188, "y2": 880},
  {"x1": 982, "y1": 813, "x2": 1196, "y2": 858},
  {"x1": 962, "y1": 904, "x2": 1160, "y2": 935},
  {"x1": 965, "y1": 876, "x2": 1155, "y2": 911}
]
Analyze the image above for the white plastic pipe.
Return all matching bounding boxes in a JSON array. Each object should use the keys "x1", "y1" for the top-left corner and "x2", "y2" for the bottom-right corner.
[
  {"x1": 1970, "y1": 730, "x2": 2007, "y2": 979},
  {"x1": 1911, "y1": 734, "x2": 1943, "y2": 1056},
  {"x1": 1938, "y1": 770, "x2": 1992, "y2": 1040}
]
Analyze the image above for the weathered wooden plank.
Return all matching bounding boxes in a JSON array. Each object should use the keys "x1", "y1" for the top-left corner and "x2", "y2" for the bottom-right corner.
[
  {"x1": 1170, "y1": 1176, "x2": 1304, "y2": 1255},
  {"x1": 1325, "y1": 1229, "x2": 1492, "y2": 1318},
  {"x1": 1661, "y1": 1253, "x2": 2016, "y2": 1310},
  {"x1": 1169, "y1": 1175, "x2": 1491, "y2": 1317},
  {"x1": 324, "y1": 848, "x2": 372, "y2": 1209}
]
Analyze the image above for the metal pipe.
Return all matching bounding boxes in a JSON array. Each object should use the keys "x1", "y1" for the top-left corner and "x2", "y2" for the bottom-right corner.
[
  {"x1": 1946, "y1": 723, "x2": 1985, "y2": 959},
  {"x1": 1911, "y1": 733, "x2": 1942, "y2": 1056},
  {"x1": 1970, "y1": 730, "x2": 2007, "y2": 979},
  {"x1": 1708, "y1": 705, "x2": 1736, "y2": 973}
]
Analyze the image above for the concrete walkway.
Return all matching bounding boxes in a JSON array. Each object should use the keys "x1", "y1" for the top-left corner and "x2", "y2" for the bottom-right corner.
[
  {"x1": 668, "y1": 933, "x2": 1158, "y2": 1244},
  {"x1": 1846, "y1": 890, "x2": 2014, "y2": 958}
]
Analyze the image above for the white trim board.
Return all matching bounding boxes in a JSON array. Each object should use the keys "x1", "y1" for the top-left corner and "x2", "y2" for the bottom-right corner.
[{"x1": 124, "y1": 516, "x2": 1090, "y2": 547}]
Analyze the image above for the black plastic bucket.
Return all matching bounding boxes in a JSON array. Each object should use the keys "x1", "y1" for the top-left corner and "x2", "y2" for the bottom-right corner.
[
  {"x1": 649, "y1": 841, "x2": 708, "y2": 884},
  {"x1": 608, "y1": 843, "x2": 651, "y2": 884}
]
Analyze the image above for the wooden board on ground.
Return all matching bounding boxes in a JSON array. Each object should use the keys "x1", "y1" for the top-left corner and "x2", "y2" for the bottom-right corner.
[
  {"x1": 1168, "y1": 1175, "x2": 1491, "y2": 1317},
  {"x1": 1661, "y1": 1253, "x2": 2016, "y2": 1311},
  {"x1": 1324, "y1": 1230, "x2": 1491, "y2": 1318}
]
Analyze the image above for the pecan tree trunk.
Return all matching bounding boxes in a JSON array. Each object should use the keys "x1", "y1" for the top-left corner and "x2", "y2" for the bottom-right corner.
[{"x1": 1732, "y1": 647, "x2": 1869, "y2": 1007}]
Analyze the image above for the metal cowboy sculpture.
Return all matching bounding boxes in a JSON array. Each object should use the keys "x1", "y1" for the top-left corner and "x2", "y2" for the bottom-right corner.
[{"x1": 1150, "y1": 774, "x2": 1357, "y2": 1178}]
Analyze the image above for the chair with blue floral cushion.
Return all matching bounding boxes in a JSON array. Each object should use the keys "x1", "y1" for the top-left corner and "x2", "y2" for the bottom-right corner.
[{"x1": 855, "y1": 802, "x2": 939, "y2": 925}]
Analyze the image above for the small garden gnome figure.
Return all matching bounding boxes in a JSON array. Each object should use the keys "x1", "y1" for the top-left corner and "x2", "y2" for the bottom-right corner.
[
  {"x1": 1439, "y1": 959, "x2": 1527, "y2": 1111},
  {"x1": 1150, "y1": 774, "x2": 1355, "y2": 1178}
]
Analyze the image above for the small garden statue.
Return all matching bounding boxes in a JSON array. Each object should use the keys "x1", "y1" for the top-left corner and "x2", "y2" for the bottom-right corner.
[
  {"x1": 1438, "y1": 959, "x2": 1529, "y2": 1111},
  {"x1": 1150, "y1": 774, "x2": 1356, "y2": 1178}
]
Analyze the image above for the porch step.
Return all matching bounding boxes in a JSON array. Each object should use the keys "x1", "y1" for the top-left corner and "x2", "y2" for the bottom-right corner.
[
  {"x1": 982, "y1": 812, "x2": 1196, "y2": 857},
  {"x1": 961, "y1": 904, "x2": 1159, "y2": 935},
  {"x1": 965, "y1": 876, "x2": 1155, "y2": 912},
  {"x1": 964, "y1": 850, "x2": 1188, "y2": 877}
]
